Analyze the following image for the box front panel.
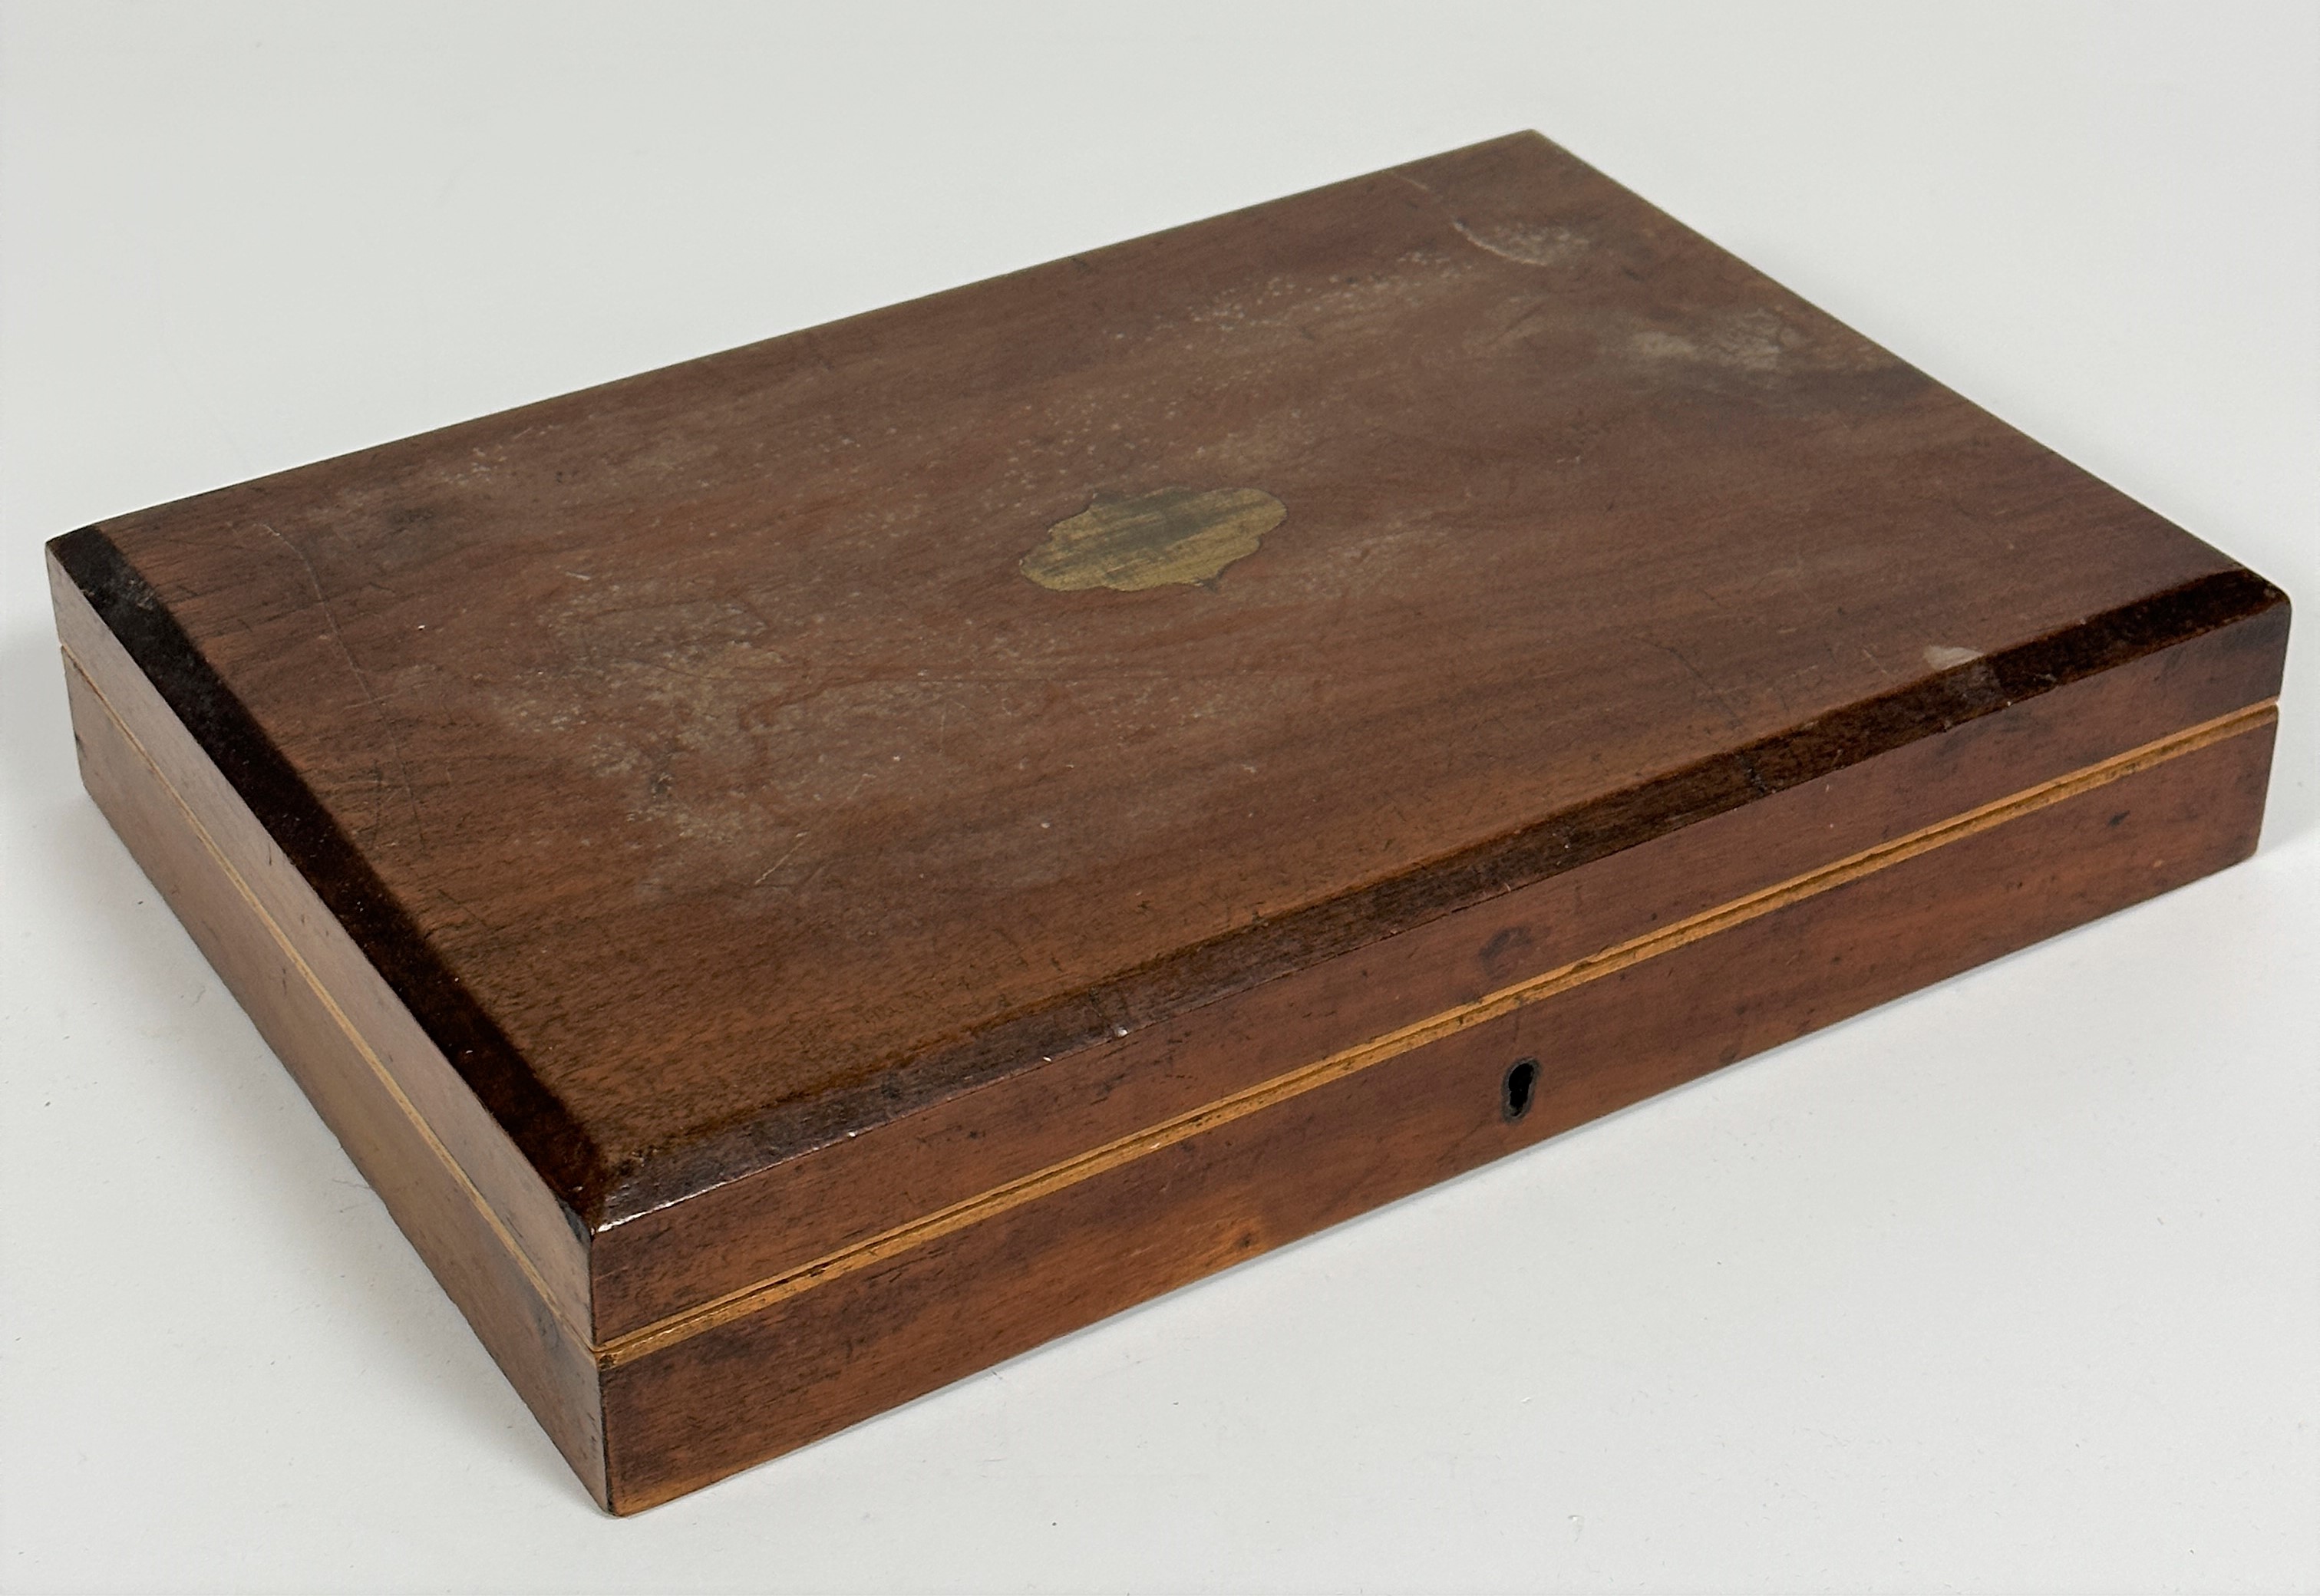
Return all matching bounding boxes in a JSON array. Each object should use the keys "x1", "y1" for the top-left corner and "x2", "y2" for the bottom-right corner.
[{"x1": 599, "y1": 709, "x2": 2273, "y2": 1512}]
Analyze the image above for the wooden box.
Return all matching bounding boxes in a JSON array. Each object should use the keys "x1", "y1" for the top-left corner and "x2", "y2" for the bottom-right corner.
[{"x1": 48, "y1": 133, "x2": 2288, "y2": 1513}]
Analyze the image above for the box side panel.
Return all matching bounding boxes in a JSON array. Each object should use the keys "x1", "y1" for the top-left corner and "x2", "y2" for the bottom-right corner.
[
  {"x1": 593, "y1": 598, "x2": 2288, "y2": 1337},
  {"x1": 599, "y1": 711, "x2": 2272, "y2": 1512},
  {"x1": 49, "y1": 548, "x2": 594, "y2": 1330},
  {"x1": 54, "y1": 583, "x2": 609, "y2": 1505}
]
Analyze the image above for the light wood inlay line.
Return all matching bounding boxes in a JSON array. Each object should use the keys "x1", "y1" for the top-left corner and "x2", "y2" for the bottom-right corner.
[{"x1": 593, "y1": 697, "x2": 2276, "y2": 1367}]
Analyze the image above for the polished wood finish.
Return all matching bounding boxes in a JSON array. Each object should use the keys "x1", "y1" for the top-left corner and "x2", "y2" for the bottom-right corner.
[{"x1": 47, "y1": 131, "x2": 2289, "y2": 1512}]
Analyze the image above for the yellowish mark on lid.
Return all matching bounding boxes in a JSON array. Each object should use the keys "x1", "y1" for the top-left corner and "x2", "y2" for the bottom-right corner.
[{"x1": 1021, "y1": 486, "x2": 1285, "y2": 593}]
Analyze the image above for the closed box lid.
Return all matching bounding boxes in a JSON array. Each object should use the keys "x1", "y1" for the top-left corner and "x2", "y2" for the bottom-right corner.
[{"x1": 51, "y1": 131, "x2": 2275, "y2": 1238}]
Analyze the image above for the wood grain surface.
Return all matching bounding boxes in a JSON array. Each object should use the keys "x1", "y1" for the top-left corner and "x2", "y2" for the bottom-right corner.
[
  {"x1": 47, "y1": 130, "x2": 2290, "y2": 1511},
  {"x1": 49, "y1": 133, "x2": 2279, "y2": 1225}
]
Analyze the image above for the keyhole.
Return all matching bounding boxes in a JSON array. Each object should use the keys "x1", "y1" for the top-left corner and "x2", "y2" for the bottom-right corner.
[{"x1": 1502, "y1": 1057, "x2": 1540, "y2": 1122}]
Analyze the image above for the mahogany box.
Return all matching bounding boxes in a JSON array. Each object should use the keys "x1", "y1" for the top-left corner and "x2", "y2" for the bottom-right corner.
[{"x1": 47, "y1": 133, "x2": 2289, "y2": 1512}]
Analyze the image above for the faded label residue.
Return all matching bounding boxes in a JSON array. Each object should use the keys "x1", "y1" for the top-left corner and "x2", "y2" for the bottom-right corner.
[{"x1": 1021, "y1": 486, "x2": 1286, "y2": 593}]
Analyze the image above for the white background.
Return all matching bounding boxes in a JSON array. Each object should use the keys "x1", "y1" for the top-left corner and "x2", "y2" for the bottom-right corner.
[{"x1": 2, "y1": 4, "x2": 2315, "y2": 1591}]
